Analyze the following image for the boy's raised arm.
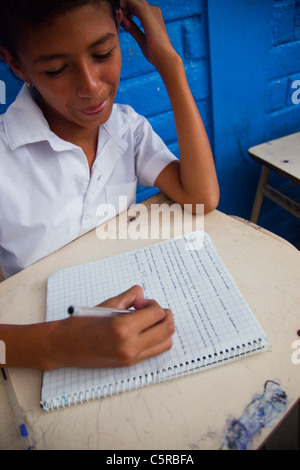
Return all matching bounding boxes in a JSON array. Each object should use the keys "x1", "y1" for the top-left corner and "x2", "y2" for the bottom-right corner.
[{"x1": 121, "y1": 0, "x2": 220, "y2": 213}]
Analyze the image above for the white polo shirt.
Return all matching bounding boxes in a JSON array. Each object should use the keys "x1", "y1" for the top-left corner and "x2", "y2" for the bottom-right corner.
[{"x1": 0, "y1": 85, "x2": 177, "y2": 278}]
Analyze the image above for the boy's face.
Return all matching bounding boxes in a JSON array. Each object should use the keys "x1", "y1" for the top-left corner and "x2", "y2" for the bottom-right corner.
[{"x1": 14, "y1": 2, "x2": 122, "y2": 132}]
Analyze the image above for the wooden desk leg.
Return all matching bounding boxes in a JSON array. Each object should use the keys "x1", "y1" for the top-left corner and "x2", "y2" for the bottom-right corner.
[{"x1": 250, "y1": 166, "x2": 270, "y2": 224}]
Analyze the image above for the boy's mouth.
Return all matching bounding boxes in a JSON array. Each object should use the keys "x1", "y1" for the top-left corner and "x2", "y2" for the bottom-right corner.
[{"x1": 81, "y1": 100, "x2": 107, "y2": 115}]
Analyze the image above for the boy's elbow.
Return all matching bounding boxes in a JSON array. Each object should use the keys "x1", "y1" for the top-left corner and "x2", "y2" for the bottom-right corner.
[
  {"x1": 203, "y1": 190, "x2": 220, "y2": 214},
  {"x1": 188, "y1": 189, "x2": 220, "y2": 215},
  {"x1": 204, "y1": 181, "x2": 220, "y2": 213}
]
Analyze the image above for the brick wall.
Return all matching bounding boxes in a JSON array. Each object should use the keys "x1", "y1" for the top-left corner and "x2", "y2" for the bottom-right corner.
[{"x1": 266, "y1": 0, "x2": 300, "y2": 140}]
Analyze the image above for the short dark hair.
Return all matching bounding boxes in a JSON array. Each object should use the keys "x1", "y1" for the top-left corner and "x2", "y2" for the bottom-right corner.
[{"x1": 0, "y1": 0, "x2": 121, "y2": 59}]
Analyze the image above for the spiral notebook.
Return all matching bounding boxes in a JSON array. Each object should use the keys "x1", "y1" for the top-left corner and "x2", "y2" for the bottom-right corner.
[{"x1": 41, "y1": 232, "x2": 269, "y2": 411}]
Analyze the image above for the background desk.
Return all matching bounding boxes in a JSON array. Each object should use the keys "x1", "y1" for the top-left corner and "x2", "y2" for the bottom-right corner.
[
  {"x1": 249, "y1": 132, "x2": 300, "y2": 224},
  {"x1": 0, "y1": 195, "x2": 300, "y2": 450}
]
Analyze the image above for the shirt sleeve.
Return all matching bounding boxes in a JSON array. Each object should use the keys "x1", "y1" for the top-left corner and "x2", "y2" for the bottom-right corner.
[{"x1": 133, "y1": 113, "x2": 178, "y2": 187}]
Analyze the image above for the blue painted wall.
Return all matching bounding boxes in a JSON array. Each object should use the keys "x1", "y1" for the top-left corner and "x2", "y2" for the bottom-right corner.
[
  {"x1": 208, "y1": 0, "x2": 300, "y2": 245},
  {"x1": 1, "y1": 0, "x2": 300, "y2": 245},
  {"x1": 208, "y1": 0, "x2": 274, "y2": 219}
]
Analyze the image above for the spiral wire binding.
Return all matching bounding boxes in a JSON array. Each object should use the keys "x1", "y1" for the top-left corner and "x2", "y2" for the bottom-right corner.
[{"x1": 41, "y1": 337, "x2": 268, "y2": 411}]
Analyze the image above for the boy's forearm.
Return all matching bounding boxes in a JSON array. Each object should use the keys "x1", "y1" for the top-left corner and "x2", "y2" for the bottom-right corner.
[
  {"x1": 0, "y1": 322, "x2": 56, "y2": 370},
  {"x1": 158, "y1": 54, "x2": 220, "y2": 210}
]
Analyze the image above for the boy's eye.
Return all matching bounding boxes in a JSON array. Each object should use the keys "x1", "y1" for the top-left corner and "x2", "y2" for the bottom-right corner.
[
  {"x1": 45, "y1": 65, "x2": 67, "y2": 77},
  {"x1": 44, "y1": 50, "x2": 114, "y2": 77},
  {"x1": 94, "y1": 50, "x2": 114, "y2": 61}
]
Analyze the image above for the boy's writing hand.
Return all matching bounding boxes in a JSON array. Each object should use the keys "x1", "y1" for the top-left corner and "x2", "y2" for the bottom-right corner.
[
  {"x1": 120, "y1": 0, "x2": 177, "y2": 72},
  {"x1": 53, "y1": 285, "x2": 175, "y2": 370}
]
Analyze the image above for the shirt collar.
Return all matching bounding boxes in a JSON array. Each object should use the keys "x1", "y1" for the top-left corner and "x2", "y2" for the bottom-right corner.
[
  {"x1": 4, "y1": 85, "x2": 79, "y2": 152},
  {"x1": 4, "y1": 85, "x2": 129, "y2": 155},
  {"x1": 91, "y1": 105, "x2": 129, "y2": 178},
  {"x1": 102, "y1": 104, "x2": 129, "y2": 153}
]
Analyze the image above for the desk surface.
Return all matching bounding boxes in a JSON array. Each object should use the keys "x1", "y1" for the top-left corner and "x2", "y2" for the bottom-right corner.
[
  {"x1": 249, "y1": 131, "x2": 300, "y2": 183},
  {"x1": 1, "y1": 195, "x2": 300, "y2": 450}
]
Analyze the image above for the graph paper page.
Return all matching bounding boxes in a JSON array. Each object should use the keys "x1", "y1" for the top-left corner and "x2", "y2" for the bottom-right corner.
[{"x1": 42, "y1": 232, "x2": 268, "y2": 410}]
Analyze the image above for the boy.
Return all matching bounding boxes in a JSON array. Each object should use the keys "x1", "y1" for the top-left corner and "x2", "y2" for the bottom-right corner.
[{"x1": 0, "y1": 0, "x2": 219, "y2": 369}]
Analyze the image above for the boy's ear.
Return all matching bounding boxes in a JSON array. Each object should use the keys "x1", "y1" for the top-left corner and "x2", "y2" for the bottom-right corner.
[
  {"x1": 0, "y1": 46, "x2": 29, "y2": 83},
  {"x1": 116, "y1": 8, "x2": 124, "y2": 31}
]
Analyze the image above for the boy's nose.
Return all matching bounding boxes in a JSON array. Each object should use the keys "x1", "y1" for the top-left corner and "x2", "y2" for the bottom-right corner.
[{"x1": 76, "y1": 64, "x2": 103, "y2": 98}]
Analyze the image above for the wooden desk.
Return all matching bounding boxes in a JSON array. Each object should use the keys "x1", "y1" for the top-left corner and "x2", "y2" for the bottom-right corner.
[
  {"x1": 0, "y1": 195, "x2": 300, "y2": 450},
  {"x1": 249, "y1": 132, "x2": 300, "y2": 224}
]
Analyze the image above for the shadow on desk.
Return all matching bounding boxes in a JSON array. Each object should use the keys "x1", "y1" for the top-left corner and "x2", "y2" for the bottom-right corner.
[{"x1": 265, "y1": 402, "x2": 299, "y2": 450}]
